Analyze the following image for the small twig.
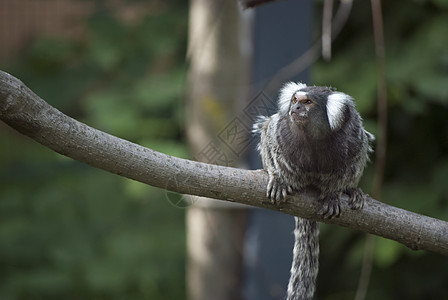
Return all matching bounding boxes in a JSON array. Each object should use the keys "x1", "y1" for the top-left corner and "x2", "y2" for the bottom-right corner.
[
  {"x1": 371, "y1": 0, "x2": 388, "y2": 200},
  {"x1": 264, "y1": 0, "x2": 353, "y2": 93},
  {"x1": 240, "y1": 0, "x2": 281, "y2": 9},
  {"x1": 322, "y1": 0, "x2": 334, "y2": 61},
  {"x1": 354, "y1": 1, "x2": 388, "y2": 299}
]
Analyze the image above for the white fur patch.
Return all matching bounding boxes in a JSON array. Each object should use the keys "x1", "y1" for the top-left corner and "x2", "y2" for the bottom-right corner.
[
  {"x1": 326, "y1": 92, "x2": 349, "y2": 130},
  {"x1": 278, "y1": 82, "x2": 307, "y2": 115}
]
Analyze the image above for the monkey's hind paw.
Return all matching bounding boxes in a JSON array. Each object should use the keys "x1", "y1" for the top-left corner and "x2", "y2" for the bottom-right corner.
[
  {"x1": 346, "y1": 188, "x2": 367, "y2": 210},
  {"x1": 267, "y1": 176, "x2": 292, "y2": 204},
  {"x1": 318, "y1": 194, "x2": 341, "y2": 219}
]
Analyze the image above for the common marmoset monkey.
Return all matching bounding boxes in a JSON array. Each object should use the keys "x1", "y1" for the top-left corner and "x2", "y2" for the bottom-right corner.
[{"x1": 253, "y1": 83, "x2": 374, "y2": 300}]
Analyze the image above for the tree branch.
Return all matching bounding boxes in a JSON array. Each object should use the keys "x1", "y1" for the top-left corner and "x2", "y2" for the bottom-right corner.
[
  {"x1": 239, "y1": 0, "x2": 282, "y2": 9},
  {"x1": 1, "y1": 70, "x2": 447, "y2": 256}
]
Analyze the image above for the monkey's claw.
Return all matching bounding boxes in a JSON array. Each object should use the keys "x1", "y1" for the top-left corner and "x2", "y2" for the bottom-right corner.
[
  {"x1": 267, "y1": 176, "x2": 292, "y2": 204},
  {"x1": 346, "y1": 188, "x2": 367, "y2": 210},
  {"x1": 318, "y1": 195, "x2": 341, "y2": 219}
]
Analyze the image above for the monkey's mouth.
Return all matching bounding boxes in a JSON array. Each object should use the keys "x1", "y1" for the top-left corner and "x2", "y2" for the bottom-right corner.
[{"x1": 290, "y1": 112, "x2": 307, "y2": 123}]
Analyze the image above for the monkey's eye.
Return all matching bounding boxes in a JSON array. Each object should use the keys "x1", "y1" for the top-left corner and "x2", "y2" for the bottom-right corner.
[
  {"x1": 291, "y1": 96, "x2": 297, "y2": 104},
  {"x1": 300, "y1": 99, "x2": 313, "y2": 105}
]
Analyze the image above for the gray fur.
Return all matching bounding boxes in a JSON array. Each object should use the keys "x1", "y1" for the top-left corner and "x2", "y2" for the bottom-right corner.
[{"x1": 253, "y1": 84, "x2": 373, "y2": 300}]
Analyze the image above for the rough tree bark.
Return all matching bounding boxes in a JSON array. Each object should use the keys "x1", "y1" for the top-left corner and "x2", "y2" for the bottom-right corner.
[{"x1": 1, "y1": 70, "x2": 448, "y2": 256}]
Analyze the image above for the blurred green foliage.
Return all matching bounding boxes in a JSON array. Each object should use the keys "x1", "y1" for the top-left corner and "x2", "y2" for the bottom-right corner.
[
  {"x1": 1, "y1": 1, "x2": 188, "y2": 299},
  {"x1": 313, "y1": 1, "x2": 448, "y2": 299}
]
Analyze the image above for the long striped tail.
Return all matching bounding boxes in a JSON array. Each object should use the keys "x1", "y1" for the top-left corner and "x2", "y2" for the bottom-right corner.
[{"x1": 286, "y1": 217, "x2": 320, "y2": 300}]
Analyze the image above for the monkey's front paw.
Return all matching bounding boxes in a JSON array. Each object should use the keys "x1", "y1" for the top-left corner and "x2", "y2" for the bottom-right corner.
[
  {"x1": 346, "y1": 188, "x2": 367, "y2": 210},
  {"x1": 318, "y1": 194, "x2": 341, "y2": 219},
  {"x1": 267, "y1": 176, "x2": 293, "y2": 204}
]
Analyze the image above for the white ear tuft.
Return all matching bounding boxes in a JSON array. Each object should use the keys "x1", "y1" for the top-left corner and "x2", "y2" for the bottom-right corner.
[
  {"x1": 326, "y1": 92, "x2": 349, "y2": 130},
  {"x1": 278, "y1": 82, "x2": 307, "y2": 115}
]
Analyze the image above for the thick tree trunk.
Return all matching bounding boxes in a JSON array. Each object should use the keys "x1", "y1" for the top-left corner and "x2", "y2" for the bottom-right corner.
[{"x1": 186, "y1": 0, "x2": 250, "y2": 299}]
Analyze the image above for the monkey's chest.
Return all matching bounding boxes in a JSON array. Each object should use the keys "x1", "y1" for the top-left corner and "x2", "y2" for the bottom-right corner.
[{"x1": 285, "y1": 146, "x2": 348, "y2": 174}]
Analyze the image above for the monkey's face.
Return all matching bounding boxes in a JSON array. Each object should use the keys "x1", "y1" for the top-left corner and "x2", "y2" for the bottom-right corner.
[
  {"x1": 289, "y1": 92, "x2": 327, "y2": 123},
  {"x1": 289, "y1": 92, "x2": 314, "y2": 125},
  {"x1": 288, "y1": 90, "x2": 333, "y2": 138},
  {"x1": 279, "y1": 83, "x2": 352, "y2": 137}
]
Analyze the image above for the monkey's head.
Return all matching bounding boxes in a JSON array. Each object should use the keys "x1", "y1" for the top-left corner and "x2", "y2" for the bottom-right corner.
[{"x1": 278, "y1": 82, "x2": 354, "y2": 138}]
